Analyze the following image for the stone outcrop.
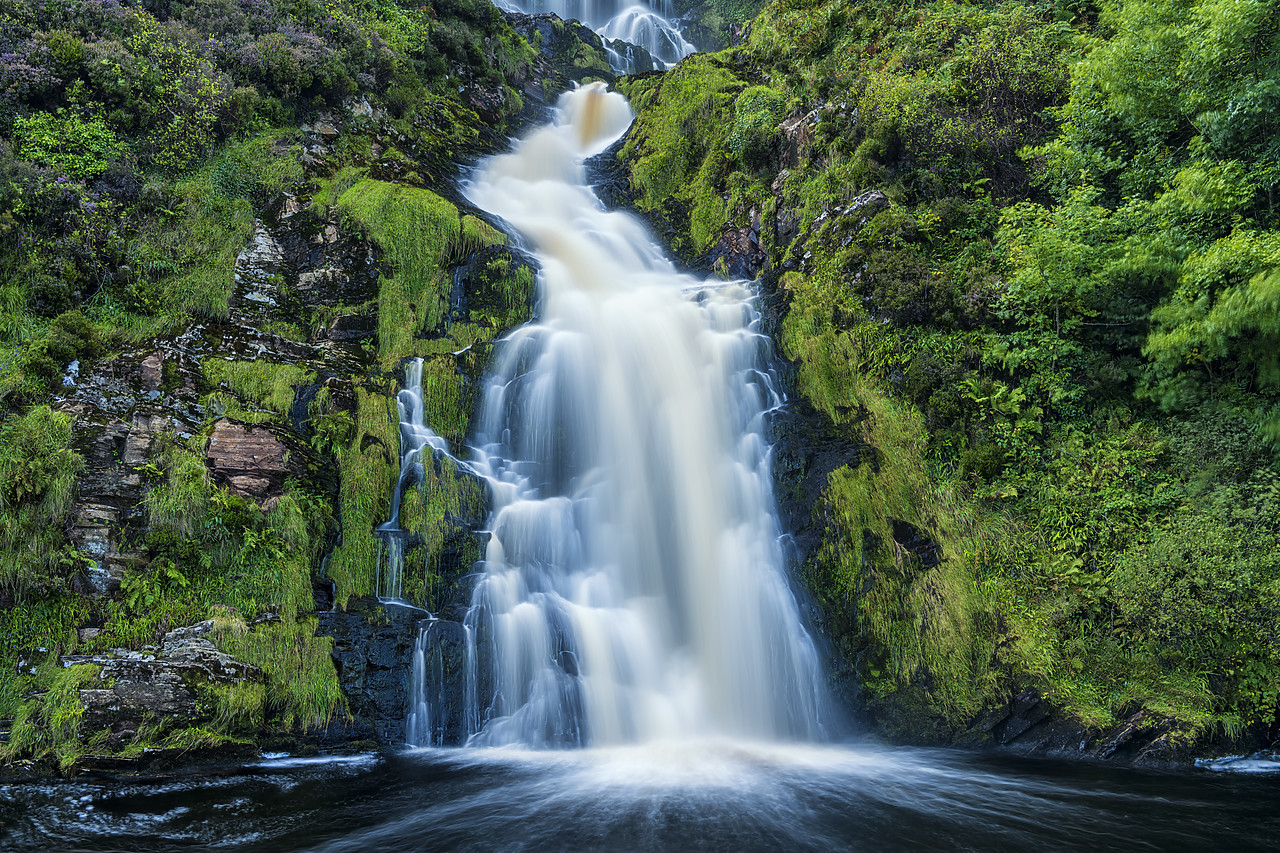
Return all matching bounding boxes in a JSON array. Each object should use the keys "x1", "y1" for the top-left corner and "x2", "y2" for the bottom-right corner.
[
  {"x1": 60, "y1": 621, "x2": 264, "y2": 747},
  {"x1": 962, "y1": 688, "x2": 1186, "y2": 768},
  {"x1": 205, "y1": 419, "x2": 294, "y2": 499},
  {"x1": 505, "y1": 13, "x2": 617, "y2": 94},
  {"x1": 708, "y1": 224, "x2": 767, "y2": 279},
  {"x1": 316, "y1": 597, "x2": 426, "y2": 744}
]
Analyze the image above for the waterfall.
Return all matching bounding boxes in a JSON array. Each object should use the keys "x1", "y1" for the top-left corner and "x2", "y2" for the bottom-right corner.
[
  {"x1": 596, "y1": 5, "x2": 695, "y2": 66},
  {"x1": 377, "y1": 357, "x2": 460, "y2": 603},
  {"x1": 496, "y1": 0, "x2": 695, "y2": 67},
  {"x1": 406, "y1": 83, "x2": 826, "y2": 748}
]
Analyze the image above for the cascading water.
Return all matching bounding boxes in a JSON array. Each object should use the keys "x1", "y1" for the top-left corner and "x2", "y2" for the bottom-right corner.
[
  {"x1": 405, "y1": 83, "x2": 828, "y2": 749},
  {"x1": 376, "y1": 358, "x2": 452, "y2": 603},
  {"x1": 596, "y1": 5, "x2": 695, "y2": 66},
  {"x1": 494, "y1": 0, "x2": 695, "y2": 67}
]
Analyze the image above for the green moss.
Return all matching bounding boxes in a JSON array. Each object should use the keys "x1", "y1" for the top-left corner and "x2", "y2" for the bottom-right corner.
[
  {"x1": 332, "y1": 178, "x2": 462, "y2": 366},
  {"x1": 115, "y1": 137, "x2": 293, "y2": 333},
  {"x1": 3, "y1": 663, "x2": 100, "y2": 772},
  {"x1": 408, "y1": 453, "x2": 486, "y2": 612},
  {"x1": 618, "y1": 54, "x2": 748, "y2": 257},
  {"x1": 203, "y1": 358, "x2": 314, "y2": 418},
  {"x1": 143, "y1": 434, "x2": 214, "y2": 539},
  {"x1": 459, "y1": 214, "x2": 505, "y2": 256},
  {"x1": 0, "y1": 594, "x2": 85, "y2": 727},
  {"x1": 326, "y1": 385, "x2": 398, "y2": 603},
  {"x1": 797, "y1": 342, "x2": 1000, "y2": 730},
  {"x1": 212, "y1": 611, "x2": 345, "y2": 731}
]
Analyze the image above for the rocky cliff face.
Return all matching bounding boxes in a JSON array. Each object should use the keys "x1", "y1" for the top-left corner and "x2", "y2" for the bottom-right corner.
[{"x1": 0, "y1": 6, "x2": 625, "y2": 774}]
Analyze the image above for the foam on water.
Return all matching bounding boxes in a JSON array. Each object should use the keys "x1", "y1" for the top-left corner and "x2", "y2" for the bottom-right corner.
[
  {"x1": 493, "y1": 0, "x2": 695, "y2": 67},
  {"x1": 399, "y1": 83, "x2": 828, "y2": 749}
]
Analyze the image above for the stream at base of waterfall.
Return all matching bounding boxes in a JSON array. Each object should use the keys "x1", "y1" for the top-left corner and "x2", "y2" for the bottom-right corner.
[{"x1": 381, "y1": 83, "x2": 829, "y2": 749}]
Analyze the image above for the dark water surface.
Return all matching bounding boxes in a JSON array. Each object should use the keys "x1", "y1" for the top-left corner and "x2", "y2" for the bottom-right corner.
[{"x1": 2, "y1": 741, "x2": 1276, "y2": 852}]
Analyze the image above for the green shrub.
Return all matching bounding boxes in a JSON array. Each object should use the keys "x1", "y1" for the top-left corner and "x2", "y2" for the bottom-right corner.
[
  {"x1": 14, "y1": 111, "x2": 122, "y2": 179},
  {"x1": 0, "y1": 406, "x2": 85, "y2": 595}
]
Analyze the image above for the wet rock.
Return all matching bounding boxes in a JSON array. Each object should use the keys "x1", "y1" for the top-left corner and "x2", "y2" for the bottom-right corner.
[
  {"x1": 997, "y1": 688, "x2": 1051, "y2": 744},
  {"x1": 64, "y1": 622, "x2": 265, "y2": 735},
  {"x1": 603, "y1": 37, "x2": 661, "y2": 74},
  {"x1": 317, "y1": 596, "x2": 425, "y2": 744},
  {"x1": 585, "y1": 134, "x2": 633, "y2": 212},
  {"x1": 235, "y1": 220, "x2": 286, "y2": 309},
  {"x1": 505, "y1": 12, "x2": 615, "y2": 92},
  {"x1": 708, "y1": 225, "x2": 766, "y2": 280},
  {"x1": 16, "y1": 648, "x2": 51, "y2": 676},
  {"x1": 69, "y1": 503, "x2": 122, "y2": 596},
  {"x1": 413, "y1": 619, "x2": 469, "y2": 745},
  {"x1": 770, "y1": 396, "x2": 870, "y2": 566},
  {"x1": 301, "y1": 148, "x2": 327, "y2": 170},
  {"x1": 206, "y1": 419, "x2": 293, "y2": 499},
  {"x1": 969, "y1": 687, "x2": 1187, "y2": 767}
]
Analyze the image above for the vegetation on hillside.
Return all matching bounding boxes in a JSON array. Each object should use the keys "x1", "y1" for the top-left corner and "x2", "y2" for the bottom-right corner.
[
  {"x1": 617, "y1": 0, "x2": 1280, "y2": 747},
  {"x1": 1, "y1": 0, "x2": 1275, "y2": 769},
  {"x1": 0, "y1": 0, "x2": 549, "y2": 770}
]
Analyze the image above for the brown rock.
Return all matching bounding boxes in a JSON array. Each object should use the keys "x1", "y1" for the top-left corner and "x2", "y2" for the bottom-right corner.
[
  {"x1": 140, "y1": 351, "x2": 164, "y2": 391},
  {"x1": 206, "y1": 419, "x2": 292, "y2": 499},
  {"x1": 123, "y1": 412, "x2": 167, "y2": 467}
]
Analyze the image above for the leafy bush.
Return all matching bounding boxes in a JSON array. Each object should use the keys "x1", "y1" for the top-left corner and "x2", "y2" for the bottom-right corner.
[{"x1": 13, "y1": 110, "x2": 121, "y2": 179}]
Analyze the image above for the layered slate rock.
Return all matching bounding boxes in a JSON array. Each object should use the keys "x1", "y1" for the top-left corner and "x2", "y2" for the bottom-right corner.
[
  {"x1": 61, "y1": 621, "x2": 264, "y2": 747},
  {"x1": 206, "y1": 419, "x2": 294, "y2": 499}
]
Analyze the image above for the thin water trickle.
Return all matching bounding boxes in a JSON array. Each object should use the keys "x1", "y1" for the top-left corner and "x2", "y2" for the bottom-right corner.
[
  {"x1": 399, "y1": 83, "x2": 828, "y2": 748},
  {"x1": 376, "y1": 358, "x2": 453, "y2": 603}
]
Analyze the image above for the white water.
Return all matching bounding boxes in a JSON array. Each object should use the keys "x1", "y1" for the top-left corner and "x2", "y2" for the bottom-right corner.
[
  {"x1": 597, "y1": 5, "x2": 695, "y2": 66},
  {"x1": 377, "y1": 357, "x2": 455, "y2": 603},
  {"x1": 400, "y1": 83, "x2": 827, "y2": 748},
  {"x1": 494, "y1": 0, "x2": 695, "y2": 67}
]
